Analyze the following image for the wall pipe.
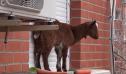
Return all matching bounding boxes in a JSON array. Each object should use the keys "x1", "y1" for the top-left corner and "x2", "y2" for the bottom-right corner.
[{"x1": 109, "y1": 0, "x2": 116, "y2": 74}]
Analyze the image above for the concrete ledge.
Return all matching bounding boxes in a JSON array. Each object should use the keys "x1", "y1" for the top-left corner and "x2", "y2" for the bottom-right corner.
[
  {"x1": 37, "y1": 69, "x2": 91, "y2": 74},
  {"x1": 91, "y1": 69, "x2": 111, "y2": 74},
  {"x1": 37, "y1": 69, "x2": 67, "y2": 74},
  {"x1": 76, "y1": 70, "x2": 91, "y2": 74}
]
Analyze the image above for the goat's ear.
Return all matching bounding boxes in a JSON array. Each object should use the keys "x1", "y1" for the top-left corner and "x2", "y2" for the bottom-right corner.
[
  {"x1": 90, "y1": 20, "x2": 96, "y2": 27},
  {"x1": 91, "y1": 20, "x2": 96, "y2": 25}
]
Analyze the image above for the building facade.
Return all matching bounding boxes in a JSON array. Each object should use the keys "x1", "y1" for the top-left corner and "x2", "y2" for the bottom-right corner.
[{"x1": 0, "y1": 0, "x2": 111, "y2": 73}]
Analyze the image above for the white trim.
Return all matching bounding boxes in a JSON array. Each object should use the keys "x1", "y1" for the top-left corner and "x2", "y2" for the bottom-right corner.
[
  {"x1": 110, "y1": 0, "x2": 116, "y2": 20},
  {"x1": 91, "y1": 69, "x2": 111, "y2": 74}
]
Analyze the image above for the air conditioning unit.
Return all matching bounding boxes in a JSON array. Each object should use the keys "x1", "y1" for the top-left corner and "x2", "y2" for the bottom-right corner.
[{"x1": 0, "y1": 0, "x2": 56, "y2": 20}]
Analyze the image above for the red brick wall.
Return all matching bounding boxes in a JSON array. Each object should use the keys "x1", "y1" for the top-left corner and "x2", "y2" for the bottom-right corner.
[
  {"x1": 70, "y1": 0, "x2": 111, "y2": 69},
  {"x1": 0, "y1": 32, "x2": 29, "y2": 73}
]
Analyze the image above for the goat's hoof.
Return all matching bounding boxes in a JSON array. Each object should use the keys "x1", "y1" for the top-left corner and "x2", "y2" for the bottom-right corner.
[
  {"x1": 63, "y1": 69, "x2": 67, "y2": 72},
  {"x1": 45, "y1": 68, "x2": 51, "y2": 71},
  {"x1": 57, "y1": 69, "x2": 62, "y2": 72}
]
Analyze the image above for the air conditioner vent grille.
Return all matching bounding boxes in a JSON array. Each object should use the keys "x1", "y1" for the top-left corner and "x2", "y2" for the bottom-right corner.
[
  {"x1": 0, "y1": 0, "x2": 44, "y2": 12},
  {"x1": 8, "y1": 0, "x2": 43, "y2": 10}
]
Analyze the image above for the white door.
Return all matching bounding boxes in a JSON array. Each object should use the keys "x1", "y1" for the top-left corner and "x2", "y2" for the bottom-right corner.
[{"x1": 29, "y1": 0, "x2": 70, "y2": 71}]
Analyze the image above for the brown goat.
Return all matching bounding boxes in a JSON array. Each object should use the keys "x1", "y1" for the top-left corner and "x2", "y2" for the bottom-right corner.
[{"x1": 32, "y1": 20, "x2": 99, "y2": 72}]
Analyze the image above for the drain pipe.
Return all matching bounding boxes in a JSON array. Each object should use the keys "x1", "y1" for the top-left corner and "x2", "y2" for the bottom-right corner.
[{"x1": 109, "y1": 0, "x2": 116, "y2": 74}]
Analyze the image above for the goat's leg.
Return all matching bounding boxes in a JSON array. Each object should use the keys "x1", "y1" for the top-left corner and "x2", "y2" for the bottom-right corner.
[
  {"x1": 34, "y1": 51, "x2": 41, "y2": 68},
  {"x1": 55, "y1": 43, "x2": 63, "y2": 72},
  {"x1": 42, "y1": 53, "x2": 51, "y2": 71},
  {"x1": 55, "y1": 48, "x2": 62, "y2": 72},
  {"x1": 62, "y1": 47, "x2": 68, "y2": 72}
]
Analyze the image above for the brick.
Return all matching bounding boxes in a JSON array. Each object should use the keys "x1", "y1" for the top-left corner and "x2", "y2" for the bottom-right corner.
[
  {"x1": 80, "y1": 60, "x2": 110, "y2": 68},
  {"x1": 0, "y1": 66, "x2": 5, "y2": 73},
  {"x1": 71, "y1": 9, "x2": 107, "y2": 22},
  {"x1": 95, "y1": 45, "x2": 110, "y2": 52},
  {"x1": 71, "y1": 1, "x2": 81, "y2": 8},
  {"x1": 71, "y1": 10, "x2": 81, "y2": 17},
  {"x1": 81, "y1": 1, "x2": 107, "y2": 15},
  {"x1": 81, "y1": 37, "x2": 98, "y2": 44},
  {"x1": 0, "y1": 32, "x2": 29, "y2": 40},
  {"x1": 80, "y1": 18, "x2": 91, "y2": 24},
  {"x1": 80, "y1": 45, "x2": 96, "y2": 52},
  {"x1": 81, "y1": 10, "x2": 108, "y2": 23},
  {"x1": 70, "y1": 18, "x2": 81, "y2": 25},
  {"x1": 13, "y1": 53, "x2": 29, "y2": 63},
  {"x1": 2, "y1": 41, "x2": 29, "y2": 51},
  {"x1": 9, "y1": 32, "x2": 29, "y2": 40},
  {"x1": 80, "y1": 44, "x2": 110, "y2": 52},
  {"x1": 84, "y1": 0, "x2": 107, "y2": 8},
  {"x1": 81, "y1": 53, "x2": 95, "y2": 60},
  {"x1": 80, "y1": 53, "x2": 109, "y2": 60},
  {"x1": 6, "y1": 64, "x2": 22, "y2": 73},
  {"x1": 98, "y1": 23, "x2": 110, "y2": 30},
  {"x1": 95, "y1": 60, "x2": 110, "y2": 67},
  {"x1": 0, "y1": 53, "x2": 13, "y2": 64},
  {"x1": 22, "y1": 64, "x2": 29, "y2": 72},
  {"x1": 98, "y1": 31, "x2": 110, "y2": 38},
  {"x1": 98, "y1": 66, "x2": 109, "y2": 69},
  {"x1": 71, "y1": 52, "x2": 80, "y2": 60},
  {"x1": 70, "y1": 17, "x2": 90, "y2": 25},
  {"x1": 81, "y1": 38, "x2": 110, "y2": 44},
  {"x1": 71, "y1": 43, "x2": 81, "y2": 52},
  {"x1": 0, "y1": 42, "x2": 6, "y2": 51},
  {"x1": 80, "y1": 61, "x2": 95, "y2": 67},
  {"x1": 0, "y1": 32, "x2": 5, "y2": 39},
  {"x1": 71, "y1": 60, "x2": 80, "y2": 69}
]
